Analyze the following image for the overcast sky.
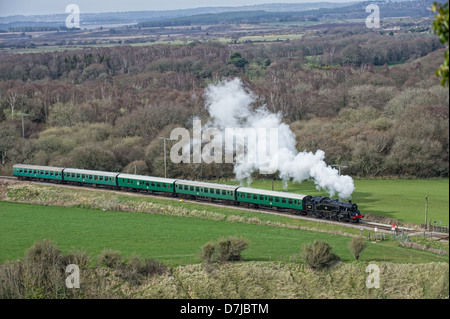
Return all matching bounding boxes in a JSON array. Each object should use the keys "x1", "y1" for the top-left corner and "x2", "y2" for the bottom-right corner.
[{"x1": 0, "y1": 0, "x2": 358, "y2": 17}]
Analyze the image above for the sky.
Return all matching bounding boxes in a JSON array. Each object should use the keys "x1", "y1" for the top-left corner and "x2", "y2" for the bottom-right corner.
[{"x1": 0, "y1": 0, "x2": 358, "y2": 17}]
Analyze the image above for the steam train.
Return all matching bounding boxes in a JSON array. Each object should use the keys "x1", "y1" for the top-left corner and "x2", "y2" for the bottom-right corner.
[{"x1": 12, "y1": 164, "x2": 363, "y2": 223}]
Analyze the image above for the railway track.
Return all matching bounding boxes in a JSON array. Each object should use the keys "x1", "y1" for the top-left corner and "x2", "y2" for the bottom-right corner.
[{"x1": 0, "y1": 176, "x2": 446, "y2": 240}]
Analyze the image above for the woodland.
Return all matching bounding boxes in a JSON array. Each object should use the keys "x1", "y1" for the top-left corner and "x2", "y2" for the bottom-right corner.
[{"x1": 0, "y1": 25, "x2": 448, "y2": 180}]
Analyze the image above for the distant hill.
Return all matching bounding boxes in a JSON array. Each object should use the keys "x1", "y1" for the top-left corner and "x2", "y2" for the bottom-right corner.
[
  {"x1": 0, "y1": 1, "x2": 440, "y2": 31},
  {"x1": 0, "y1": 2, "x2": 358, "y2": 30},
  {"x1": 137, "y1": 0, "x2": 437, "y2": 27}
]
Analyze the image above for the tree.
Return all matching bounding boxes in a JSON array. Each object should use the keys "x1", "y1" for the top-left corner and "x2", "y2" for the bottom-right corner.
[
  {"x1": 432, "y1": 2, "x2": 449, "y2": 86},
  {"x1": 70, "y1": 146, "x2": 121, "y2": 171},
  {"x1": 0, "y1": 121, "x2": 20, "y2": 166},
  {"x1": 227, "y1": 52, "x2": 249, "y2": 69},
  {"x1": 348, "y1": 237, "x2": 368, "y2": 261}
]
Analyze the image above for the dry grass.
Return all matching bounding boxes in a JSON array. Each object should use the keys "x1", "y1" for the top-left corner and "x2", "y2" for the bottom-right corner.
[{"x1": 1, "y1": 239, "x2": 448, "y2": 299}]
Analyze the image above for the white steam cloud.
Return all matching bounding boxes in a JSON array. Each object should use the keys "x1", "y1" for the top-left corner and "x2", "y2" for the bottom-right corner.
[{"x1": 203, "y1": 78, "x2": 355, "y2": 199}]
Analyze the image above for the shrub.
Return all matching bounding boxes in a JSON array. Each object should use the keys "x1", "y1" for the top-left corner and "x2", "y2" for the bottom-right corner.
[
  {"x1": 348, "y1": 237, "x2": 368, "y2": 261},
  {"x1": 120, "y1": 254, "x2": 168, "y2": 285},
  {"x1": 0, "y1": 261, "x2": 23, "y2": 299},
  {"x1": 201, "y1": 236, "x2": 249, "y2": 263},
  {"x1": 201, "y1": 242, "x2": 216, "y2": 263},
  {"x1": 217, "y1": 236, "x2": 249, "y2": 262},
  {"x1": 22, "y1": 239, "x2": 69, "y2": 298},
  {"x1": 301, "y1": 241, "x2": 340, "y2": 270},
  {"x1": 97, "y1": 249, "x2": 123, "y2": 269}
]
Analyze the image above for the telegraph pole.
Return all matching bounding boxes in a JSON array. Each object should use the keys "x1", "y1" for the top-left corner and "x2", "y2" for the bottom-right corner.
[{"x1": 158, "y1": 137, "x2": 170, "y2": 178}]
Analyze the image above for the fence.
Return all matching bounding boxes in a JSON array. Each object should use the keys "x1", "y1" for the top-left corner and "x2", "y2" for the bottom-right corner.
[{"x1": 421, "y1": 222, "x2": 449, "y2": 233}]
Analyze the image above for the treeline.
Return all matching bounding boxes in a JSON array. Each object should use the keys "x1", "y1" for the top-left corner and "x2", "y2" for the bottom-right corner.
[
  {"x1": 0, "y1": 30, "x2": 443, "y2": 82},
  {"x1": 7, "y1": 26, "x2": 71, "y2": 32},
  {"x1": 0, "y1": 27, "x2": 448, "y2": 179}
]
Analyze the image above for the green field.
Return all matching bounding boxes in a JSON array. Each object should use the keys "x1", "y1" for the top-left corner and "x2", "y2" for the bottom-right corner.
[
  {"x1": 214, "y1": 178, "x2": 449, "y2": 226},
  {"x1": 0, "y1": 199, "x2": 448, "y2": 266}
]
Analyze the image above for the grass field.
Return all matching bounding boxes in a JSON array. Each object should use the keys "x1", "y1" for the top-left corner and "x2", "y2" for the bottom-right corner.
[
  {"x1": 0, "y1": 199, "x2": 448, "y2": 266},
  {"x1": 214, "y1": 178, "x2": 449, "y2": 226}
]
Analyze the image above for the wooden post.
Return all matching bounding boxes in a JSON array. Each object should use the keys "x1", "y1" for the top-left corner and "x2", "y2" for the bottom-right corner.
[{"x1": 425, "y1": 195, "x2": 428, "y2": 230}]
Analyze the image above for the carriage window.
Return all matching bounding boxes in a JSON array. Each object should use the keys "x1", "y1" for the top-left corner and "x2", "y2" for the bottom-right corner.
[
  {"x1": 275, "y1": 198, "x2": 279, "y2": 203},
  {"x1": 269, "y1": 197, "x2": 273, "y2": 202},
  {"x1": 282, "y1": 199, "x2": 286, "y2": 204},
  {"x1": 205, "y1": 188, "x2": 208, "y2": 193},
  {"x1": 190, "y1": 186, "x2": 194, "y2": 191},
  {"x1": 222, "y1": 190, "x2": 226, "y2": 195},
  {"x1": 253, "y1": 195, "x2": 258, "y2": 200},
  {"x1": 247, "y1": 194, "x2": 251, "y2": 199},
  {"x1": 288, "y1": 199, "x2": 293, "y2": 205},
  {"x1": 196, "y1": 187, "x2": 200, "y2": 192},
  {"x1": 45, "y1": 171, "x2": 49, "y2": 175},
  {"x1": 50, "y1": 172, "x2": 54, "y2": 176}
]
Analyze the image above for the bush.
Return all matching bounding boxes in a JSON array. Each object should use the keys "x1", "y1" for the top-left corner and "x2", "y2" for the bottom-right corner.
[
  {"x1": 121, "y1": 254, "x2": 169, "y2": 285},
  {"x1": 348, "y1": 237, "x2": 368, "y2": 261},
  {"x1": 201, "y1": 236, "x2": 249, "y2": 263},
  {"x1": 97, "y1": 249, "x2": 123, "y2": 269},
  {"x1": 301, "y1": 241, "x2": 340, "y2": 270},
  {"x1": 217, "y1": 236, "x2": 249, "y2": 262},
  {"x1": 5, "y1": 239, "x2": 72, "y2": 299},
  {"x1": 201, "y1": 236, "x2": 248, "y2": 263},
  {"x1": 201, "y1": 242, "x2": 216, "y2": 263}
]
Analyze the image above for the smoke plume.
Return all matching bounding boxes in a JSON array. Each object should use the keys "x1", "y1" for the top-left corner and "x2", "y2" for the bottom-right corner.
[{"x1": 203, "y1": 78, "x2": 355, "y2": 199}]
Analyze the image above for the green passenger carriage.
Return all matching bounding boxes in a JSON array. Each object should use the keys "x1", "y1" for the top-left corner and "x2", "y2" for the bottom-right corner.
[
  {"x1": 236, "y1": 187, "x2": 310, "y2": 212},
  {"x1": 13, "y1": 164, "x2": 64, "y2": 181},
  {"x1": 175, "y1": 180, "x2": 238, "y2": 201},
  {"x1": 117, "y1": 174, "x2": 176, "y2": 194},
  {"x1": 63, "y1": 168, "x2": 118, "y2": 187}
]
